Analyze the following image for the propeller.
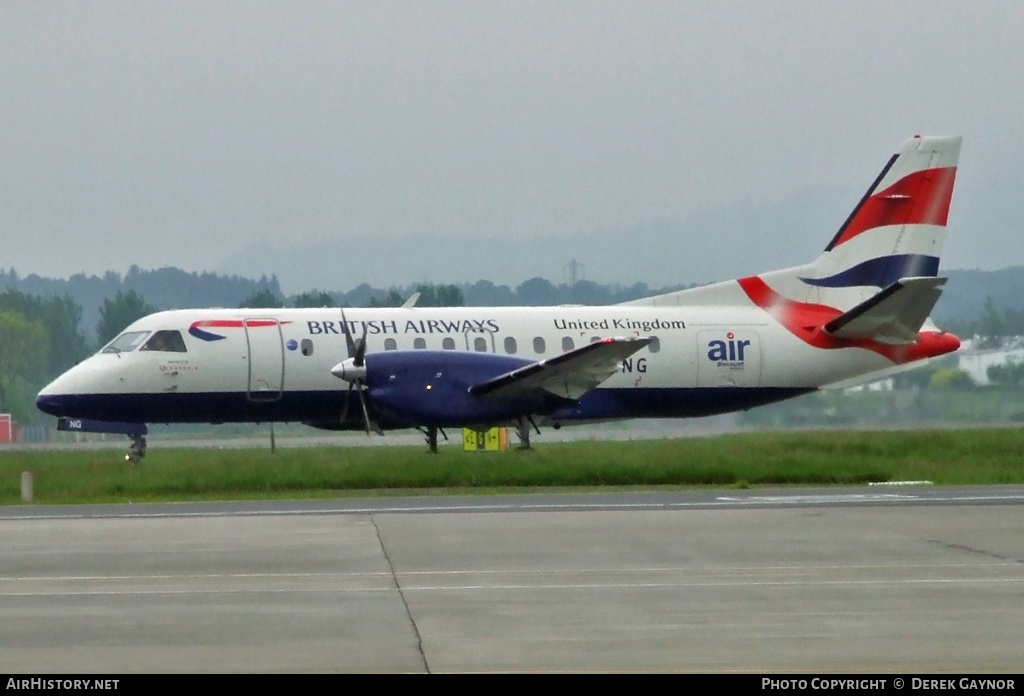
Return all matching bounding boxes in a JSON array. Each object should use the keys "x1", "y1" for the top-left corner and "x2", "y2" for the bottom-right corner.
[{"x1": 332, "y1": 309, "x2": 380, "y2": 434}]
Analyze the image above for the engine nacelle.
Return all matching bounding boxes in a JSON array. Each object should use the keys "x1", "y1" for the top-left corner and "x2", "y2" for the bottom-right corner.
[{"x1": 358, "y1": 350, "x2": 569, "y2": 427}]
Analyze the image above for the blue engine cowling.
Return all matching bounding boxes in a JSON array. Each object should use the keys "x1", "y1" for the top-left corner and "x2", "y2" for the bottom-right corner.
[{"x1": 361, "y1": 350, "x2": 572, "y2": 427}]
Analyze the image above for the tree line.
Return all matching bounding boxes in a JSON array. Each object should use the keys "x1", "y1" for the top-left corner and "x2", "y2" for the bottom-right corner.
[{"x1": 942, "y1": 297, "x2": 1024, "y2": 348}]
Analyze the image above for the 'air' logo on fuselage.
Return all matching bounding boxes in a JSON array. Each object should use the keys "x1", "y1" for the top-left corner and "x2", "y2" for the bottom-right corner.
[{"x1": 707, "y1": 332, "x2": 750, "y2": 366}]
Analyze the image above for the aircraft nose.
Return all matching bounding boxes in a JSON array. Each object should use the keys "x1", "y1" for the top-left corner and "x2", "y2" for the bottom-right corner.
[
  {"x1": 36, "y1": 373, "x2": 79, "y2": 417},
  {"x1": 36, "y1": 389, "x2": 70, "y2": 417}
]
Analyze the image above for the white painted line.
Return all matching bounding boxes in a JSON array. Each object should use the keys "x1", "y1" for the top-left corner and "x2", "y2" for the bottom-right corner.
[
  {"x1": 869, "y1": 481, "x2": 934, "y2": 486},
  {"x1": 5, "y1": 491, "x2": 1024, "y2": 521},
  {"x1": 716, "y1": 494, "x2": 919, "y2": 503},
  {"x1": 4, "y1": 576, "x2": 1024, "y2": 597}
]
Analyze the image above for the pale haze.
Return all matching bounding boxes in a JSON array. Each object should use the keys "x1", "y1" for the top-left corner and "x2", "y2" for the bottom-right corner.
[{"x1": 2, "y1": 2, "x2": 1022, "y2": 294}]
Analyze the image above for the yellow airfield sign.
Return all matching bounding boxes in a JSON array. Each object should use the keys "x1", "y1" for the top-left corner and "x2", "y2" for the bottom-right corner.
[{"x1": 463, "y1": 427, "x2": 508, "y2": 451}]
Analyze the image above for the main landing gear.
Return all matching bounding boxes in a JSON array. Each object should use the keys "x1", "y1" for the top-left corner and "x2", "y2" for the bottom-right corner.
[
  {"x1": 515, "y1": 416, "x2": 540, "y2": 450},
  {"x1": 127, "y1": 434, "x2": 147, "y2": 465},
  {"x1": 422, "y1": 425, "x2": 448, "y2": 453}
]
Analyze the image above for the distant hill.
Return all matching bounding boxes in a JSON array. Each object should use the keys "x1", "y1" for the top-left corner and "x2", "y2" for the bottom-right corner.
[
  {"x1": 216, "y1": 187, "x2": 854, "y2": 294},
  {"x1": 214, "y1": 152, "x2": 1024, "y2": 301}
]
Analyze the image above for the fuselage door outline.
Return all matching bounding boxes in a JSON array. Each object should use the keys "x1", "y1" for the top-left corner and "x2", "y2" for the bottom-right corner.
[
  {"x1": 244, "y1": 318, "x2": 285, "y2": 402},
  {"x1": 464, "y1": 325, "x2": 496, "y2": 353}
]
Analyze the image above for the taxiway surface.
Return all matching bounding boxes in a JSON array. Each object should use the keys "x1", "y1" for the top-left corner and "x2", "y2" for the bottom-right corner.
[{"x1": 2, "y1": 486, "x2": 1023, "y2": 673}]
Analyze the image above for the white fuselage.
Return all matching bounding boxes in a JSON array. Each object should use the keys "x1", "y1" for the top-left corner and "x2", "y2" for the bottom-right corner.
[{"x1": 36, "y1": 303, "x2": 924, "y2": 429}]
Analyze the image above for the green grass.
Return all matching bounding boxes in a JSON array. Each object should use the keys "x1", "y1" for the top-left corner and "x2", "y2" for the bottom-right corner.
[{"x1": 2, "y1": 427, "x2": 1024, "y2": 505}]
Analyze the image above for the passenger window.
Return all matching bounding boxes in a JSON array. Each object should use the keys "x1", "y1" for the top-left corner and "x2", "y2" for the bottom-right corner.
[
  {"x1": 301, "y1": 339, "x2": 314, "y2": 356},
  {"x1": 533, "y1": 337, "x2": 545, "y2": 354},
  {"x1": 504, "y1": 337, "x2": 517, "y2": 354},
  {"x1": 140, "y1": 330, "x2": 187, "y2": 353},
  {"x1": 562, "y1": 337, "x2": 575, "y2": 352},
  {"x1": 413, "y1": 338, "x2": 426, "y2": 349},
  {"x1": 103, "y1": 331, "x2": 149, "y2": 354},
  {"x1": 384, "y1": 338, "x2": 397, "y2": 351},
  {"x1": 442, "y1": 337, "x2": 456, "y2": 350},
  {"x1": 649, "y1": 336, "x2": 661, "y2": 354},
  {"x1": 589, "y1": 336, "x2": 601, "y2": 343},
  {"x1": 473, "y1": 337, "x2": 487, "y2": 352}
]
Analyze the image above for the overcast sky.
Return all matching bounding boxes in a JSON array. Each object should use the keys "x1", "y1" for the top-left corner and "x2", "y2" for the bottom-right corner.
[{"x1": 2, "y1": 1, "x2": 1022, "y2": 282}]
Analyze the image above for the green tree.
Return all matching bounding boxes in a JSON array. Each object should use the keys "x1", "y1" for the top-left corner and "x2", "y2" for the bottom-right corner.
[
  {"x1": 0, "y1": 310, "x2": 48, "y2": 413},
  {"x1": 516, "y1": 277, "x2": 558, "y2": 306},
  {"x1": 0, "y1": 289, "x2": 89, "y2": 377},
  {"x1": 929, "y1": 366, "x2": 974, "y2": 390},
  {"x1": 567, "y1": 280, "x2": 611, "y2": 305},
  {"x1": 238, "y1": 289, "x2": 285, "y2": 309},
  {"x1": 292, "y1": 290, "x2": 335, "y2": 308},
  {"x1": 39, "y1": 294, "x2": 90, "y2": 374},
  {"x1": 415, "y1": 283, "x2": 465, "y2": 307},
  {"x1": 96, "y1": 290, "x2": 157, "y2": 346},
  {"x1": 987, "y1": 362, "x2": 1024, "y2": 388},
  {"x1": 368, "y1": 288, "x2": 405, "y2": 308},
  {"x1": 463, "y1": 280, "x2": 514, "y2": 306},
  {"x1": 977, "y1": 296, "x2": 1006, "y2": 348}
]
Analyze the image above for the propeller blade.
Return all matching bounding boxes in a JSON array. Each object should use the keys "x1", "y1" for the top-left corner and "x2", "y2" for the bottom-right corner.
[
  {"x1": 354, "y1": 386, "x2": 384, "y2": 435},
  {"x1": 339, "y1": 307, "x2": 377, "y2": 433},
  {"x1": 340, "y1": 308, "x2": 356, "y2": 358},
  {"x1": 354, "y1": 323, "x2": 368, "y2": 367},
  {"x1": 357, "y1": 387, "x2": 372, "y2": 435},
  {"x1": 340, "y1": 381, "x2": 354, "y2": 422}
]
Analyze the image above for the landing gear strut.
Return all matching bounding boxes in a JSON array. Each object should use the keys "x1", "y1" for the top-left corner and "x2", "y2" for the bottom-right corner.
[
  {"x1": 127, "y1": 434, "x2": 147, "y2": 465},
  {"x1": 515, "y1": 416, "x2": 540, "y2": 450},
  {"x1": 423, "y1": 425, "x2": 448, "y2": 453}
]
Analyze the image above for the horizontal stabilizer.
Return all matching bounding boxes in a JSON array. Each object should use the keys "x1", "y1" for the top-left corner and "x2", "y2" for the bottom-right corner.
[
  {"x1": 824, "y1": 276, "x2": 947, "y2": 345},
  {"x1": 468, "y1": 336, "x2": 652, "y2": 401}
]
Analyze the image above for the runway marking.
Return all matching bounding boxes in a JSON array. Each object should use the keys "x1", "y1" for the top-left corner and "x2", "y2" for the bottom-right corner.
[
  {"x1": 1, "y1": 562, "x2": 1017, "y2": 583},
  {"x1": 4, "y1": 493, "x2": 1024, "y2": 521},
  {"x1": 2, "y1": 576, "x2": 1024, "y2": 597},
  {"x1": 868, "y1": 481, "x2": 934, "y2": 486},
  {"x1": 0, "y1": 572, "x2": 394, "y2": 581},
  {"x1": 716, "y1": 494, "x2": 919, "y2": 503}
]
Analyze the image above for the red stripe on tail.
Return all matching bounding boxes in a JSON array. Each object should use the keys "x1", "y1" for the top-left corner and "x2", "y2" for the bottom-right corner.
[
  {"x1": 830, "y1": 166, "x2": 957, "y2": 248},
  {"x1": 737, "y1": 276, "x2": 960, "y2": 363}
]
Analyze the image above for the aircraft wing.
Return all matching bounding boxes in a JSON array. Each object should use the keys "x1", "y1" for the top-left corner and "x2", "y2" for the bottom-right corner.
[
  {"x1": 468, "y1": 336, "x2": 653, "y2": 401},
  {"x1": 824, "y1": 276, "x2": 947, "y2": 345}
]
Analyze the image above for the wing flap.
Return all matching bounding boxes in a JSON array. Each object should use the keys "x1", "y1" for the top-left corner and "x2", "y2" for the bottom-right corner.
[
  {"x1": 824, "y1": 276, "x2": 947, "y2": 345},
  {"x1": 468, "y1": 337, "x2": 652, "y2": 401}
]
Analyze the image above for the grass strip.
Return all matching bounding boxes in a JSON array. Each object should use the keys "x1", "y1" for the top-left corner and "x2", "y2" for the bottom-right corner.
[{"x1": 2, "y1": 427, "x2": 1023, "y2": 505}]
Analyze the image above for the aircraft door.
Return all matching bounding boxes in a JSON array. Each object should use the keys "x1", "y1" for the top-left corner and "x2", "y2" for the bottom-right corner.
[
  {"x1": 244, "y1": 318, "x2": 285, "y2": 401},
  {"x1": 464, "y1": 327, "x2": 496, "y2": 352},
  {"x1": 697, "y1": 330, "x2": 762, "y2": 387}
]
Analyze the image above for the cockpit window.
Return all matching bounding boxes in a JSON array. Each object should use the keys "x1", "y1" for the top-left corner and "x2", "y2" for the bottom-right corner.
[
  {"x1": 102, "y1": 331, "x2": 150, "y2": 354},
  {"x1": 140, "y1": 330, "x2": 188, "y2": 353}
]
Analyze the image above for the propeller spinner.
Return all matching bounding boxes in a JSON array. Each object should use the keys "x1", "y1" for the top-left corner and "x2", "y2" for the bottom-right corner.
[{"x1": 332, "y1": 309, "x2": 379, "y2": 434}]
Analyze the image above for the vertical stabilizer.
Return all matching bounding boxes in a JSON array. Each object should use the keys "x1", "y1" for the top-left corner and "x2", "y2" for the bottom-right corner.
[
  {"x1": 621, "y1": 135, "x2": 961, "y2": 312},
  {"x1": 787, "y1": 135, "x2": 961, "y2": 309}
]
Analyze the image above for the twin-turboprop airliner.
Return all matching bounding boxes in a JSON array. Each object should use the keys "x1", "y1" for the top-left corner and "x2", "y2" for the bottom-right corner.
[{"x1": 37, "y1": 135, "x2": 963, "y2": 461}]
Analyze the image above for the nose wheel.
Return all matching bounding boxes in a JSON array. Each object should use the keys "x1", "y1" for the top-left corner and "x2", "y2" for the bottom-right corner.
[{"x1": 127, "y1": 434, "x2": 147, "y2": 465}]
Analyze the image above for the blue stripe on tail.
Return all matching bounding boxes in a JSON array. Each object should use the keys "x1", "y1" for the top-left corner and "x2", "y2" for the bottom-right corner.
[{"x1": 799, "y1": 254, "x2": 939, "y2": 288}]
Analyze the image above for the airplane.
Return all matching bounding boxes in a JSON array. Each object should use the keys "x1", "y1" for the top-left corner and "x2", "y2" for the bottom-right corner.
[{"x1": 37, "y1": 135, "x2": 963, "y2": 462}]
